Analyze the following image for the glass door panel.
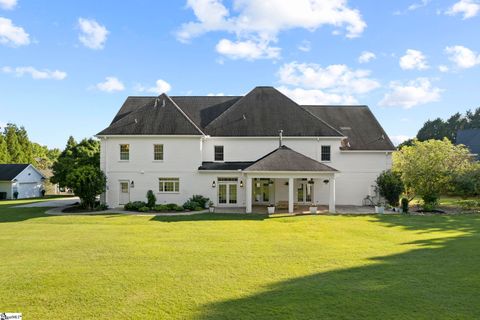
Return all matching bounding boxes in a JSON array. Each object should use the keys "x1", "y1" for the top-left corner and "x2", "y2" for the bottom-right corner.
[
  {"x1": 218, "y1": 184, "x2": 227, "y2": 204},
  {"x1": 229, "y1": 184, "x2": 237, "y2": 204}
]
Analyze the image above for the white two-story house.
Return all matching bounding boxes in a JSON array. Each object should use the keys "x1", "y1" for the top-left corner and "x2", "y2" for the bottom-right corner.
[{"x1": 97, "y1": 86, "x2": 395, "y2": 213}]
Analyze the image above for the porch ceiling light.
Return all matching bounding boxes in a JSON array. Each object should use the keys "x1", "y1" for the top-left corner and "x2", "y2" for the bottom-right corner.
[{"x1": 212, "y1": 181, "x2": 216, "y2": 188}]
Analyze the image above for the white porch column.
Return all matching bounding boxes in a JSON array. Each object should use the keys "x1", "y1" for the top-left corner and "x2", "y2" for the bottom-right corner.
[
  {"x1": 288, "y1": 177, "x2": 294, "y2": 213},
  {"x1": 246, "y1": 177, "x2": 252, "y2": 213},
  {"x1": 329, "y1": 176, "x2": 336, "y2": 213}
]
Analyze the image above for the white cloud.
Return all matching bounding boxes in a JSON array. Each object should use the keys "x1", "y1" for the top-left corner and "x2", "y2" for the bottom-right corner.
[
  {"x1": 78, "y1": 18, "x2": 109, "y2": 50},
  {"x1": 358, "y1": 51, "x2": 376, "y2": 63},
  {"x1": 0, "y1": 17, "x2": 30, "y2": 46},
  {"x1": 399, "y1": 49, "x2": 429, "y2": 70},
  {"x1": 0, "y1": 0, "x2": 17, "y2": 10},
  {"x1": 177, "y1": 0, "x2": 366, "y2": 60},
  {"x1": 390, "y1": 135, "x2": 412, "y2": 146},
  {"x1": 445, "y1": 45, "x2": 480, "y2": 68},
  {"x1": 278, "y1": 61, "x2": 380, "y2": 95},
  {"x1": 408, "y1": 0, "x2": 430, "y2": 11},
  {"x1": 215, "y1": 38, "x2": 280, "y2": 60},
  {"x1": 379, "y1": 78, "x2": 442, "y2": 109},
  {"x1": 207, "y1": 92, "x2": 225, "y2": 96},
  {"x1": 446, "y1": 0, "x2": 480, "y2": 19},
  {"x1": 96, "y1": 77, "x2": 124, "y2": 92},
  {"x1": 277, "y1": 86, "x2": 358, "y2": 105},
  {"x1": 1, "y1": 66, "x2": 67, "y2": 80},
  {"x1": 134, "y1": 79, "x2": 172, "y2": 95},
  {"x1": 298, "y1": 40, "x2": 311, "y2": 52},
  {"x1": 438, "y1": 65, "x2": 449, "y2": 72}
]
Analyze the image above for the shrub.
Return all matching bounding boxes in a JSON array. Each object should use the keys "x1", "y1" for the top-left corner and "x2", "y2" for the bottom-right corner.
[
  {"x1": 96, "y1": 203, "x2": 109, "y2": 211},
  {"x1": 194, "y1": 206, "x2": 203, "y2": 211},
  {"x1": 146, "y1": 190, "x2": 156, "y2": 208},
  {"x1": 41, "y1": 189, "x2": 46, "y2": 197},
  {"x1": 166, "y1": 203, "x2": 178, "y2": 210},
  {"x1": 175, "y1": 205, "x2": 184, "y2": 211},
  {"x1": 13, "y1": 191, "x2": 18, "y2": 199},
  {"x1": 189, "y1": 195, "x2": 210, "y2": 208},
  {"x1": 422, "y1": 194, "x2": 439, "y2": 211},
  {"x1": 183, "y1": 200, "x2": 200, "y2": 211},
  {"x1": 138, "y1": 206, "x2": 150, "y2": 212},
  {"x1": 154, "y1": 204, "x2": 169, "y2": 212},
  {"x1": 453, "y1": 165, "x2": 480, "y2": 198},
  {"x1": 124, "y1": 201, "x2": 147, "y2": 211},
  {"x1": 375, "y1": 170, "x2": 404, "y2": 207},
  {"x1": 66, "y1": 165, "x2": 106, "y2": 210},
  {"x1": 458, "y1": 200, "x2": 480, "y2": 211},
  {"x1": 401, "y1": 198, "x2": 409, "y2": 213}
]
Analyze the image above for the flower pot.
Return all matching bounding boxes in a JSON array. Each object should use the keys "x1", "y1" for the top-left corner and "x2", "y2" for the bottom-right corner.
[
  {"x1": 309, "y1": 206, "x2": 318, "y2": 214},
  {"x1": 209, "y1": 207, "x2": 215, "y2": 213},
  {"x1": 267, "y1": 206, "x2": 275, "y2": 214},
  {"x1": 375, "y1": 206, "x2": 385, "y2": 214}
]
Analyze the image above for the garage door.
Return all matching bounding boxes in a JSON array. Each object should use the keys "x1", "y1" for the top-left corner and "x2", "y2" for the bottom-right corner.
[{"x1": 18, "y1": 182, "x2": 41, "y2": 199}]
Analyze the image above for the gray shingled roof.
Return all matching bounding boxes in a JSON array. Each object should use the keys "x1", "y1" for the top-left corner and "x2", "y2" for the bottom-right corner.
[
  {"x1": 0, "y1": 164, "x2": 29, "y2": 181},
  {"x1": 198, "y1": 162, "x2": 254, "y2": 171},
  {"x1": 302, "y1": 105, "x2": 395, "y2": 151},
  {"x1": 245, "y1": 146, "x2": 337, "y2": 172},
  {"x1": 457, "y1": 128, "x2": 480, "y2": 159},
  {"x1": 98, "y1": 94, "x2": 204, "y2": 135},
  {"x1": 204, "y1": 87, "x2": 342, "y2": 137}
]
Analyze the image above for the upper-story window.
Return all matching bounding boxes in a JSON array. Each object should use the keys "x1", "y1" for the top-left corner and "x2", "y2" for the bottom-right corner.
[
  {"x1": 321, "y1": 145, "x2": 331, "y2": 162},
  {"x1": 120, "y1": 144, "x2": 130, "y2": 161},
  {"x1": 154, "y1": 144, "x2": 164, "y2": 161},
  {"x1": 214, "y1": 145, "x2": 224, "y2": 161}
]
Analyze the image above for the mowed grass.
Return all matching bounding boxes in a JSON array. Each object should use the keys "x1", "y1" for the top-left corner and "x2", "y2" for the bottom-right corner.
[{"x1": 1, "y1": 199, "x2": 480, "y2": 319}]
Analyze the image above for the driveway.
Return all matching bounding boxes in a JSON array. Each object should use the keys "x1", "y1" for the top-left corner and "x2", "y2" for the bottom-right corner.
[{"x1": 14, "y1": 197, "x2": 80, "y2": 208}]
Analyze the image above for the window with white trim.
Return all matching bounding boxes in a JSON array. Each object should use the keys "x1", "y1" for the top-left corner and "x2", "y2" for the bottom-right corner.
[
  {"x1": 154, "y1": 144, "x2": 164, "y2": 161},
  {"x1": 120, "y1": 144, "x2": 130, "y2": 160},
  {"x1": 159, "y1": 178, "x2": 179, "y2": 193},
  {"x1": 321, "y1": 145, "x2": 331, "y2": 162},
  {"x1": 214, "y1": 145, "x2": 224, "y2": 161}
]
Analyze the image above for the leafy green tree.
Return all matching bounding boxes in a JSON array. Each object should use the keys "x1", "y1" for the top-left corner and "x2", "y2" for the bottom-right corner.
[
  {"x1": 66, "y1": 165, "x2": 106, "y2": 210},
  {"x1": 51, "y1": 137, "x2": 100, "y2": 188},
  {"x1": 375, "y1": 170, "x2": 404, "y2": 207},
  {"x1": 393, "y1": 139, "x2": 472, "y2": 209},
  {"x1": 453, "y1": 163, "x2": 480, "y2": 198},
  {"x1": 0, "y1": 134, "x2": 10, "y2": 163}
]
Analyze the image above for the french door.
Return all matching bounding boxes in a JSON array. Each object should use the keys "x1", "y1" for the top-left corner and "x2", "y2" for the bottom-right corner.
[
  {"x1": 218, "y1": 178, "x2": 238, "y2": 205},
  {"x1": 296, "y1": 180, "x2": 313, "y2": 203}
]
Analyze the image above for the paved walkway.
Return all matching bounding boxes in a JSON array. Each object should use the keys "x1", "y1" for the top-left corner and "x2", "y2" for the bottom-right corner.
[
  {"x1": 45, "y1": 206, "x2": 209, "y2": 216},
  {"x1": 14, "y1": 197, "x2": 80, "y2": 208}
]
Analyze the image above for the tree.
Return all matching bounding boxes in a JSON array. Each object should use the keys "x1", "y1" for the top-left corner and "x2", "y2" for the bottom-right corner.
[
  {"x1": 392, "y1": 138, "x2": 472, "y2": 209},
  {"x1": 375, "y1": 170, "x2": 404, "y2": 207},
  {"x1": 51, "y1": 137, "x2": 100, "y2": 188},
  {"x1": 453, "y1": 163, "x2": 480, "y2": 198},
  {"x1": 0, "y1": 134, "x2": 10, "y2": 163},
  {"x1": 66, "y1": 165, "x2": 106, "y2": 210}
]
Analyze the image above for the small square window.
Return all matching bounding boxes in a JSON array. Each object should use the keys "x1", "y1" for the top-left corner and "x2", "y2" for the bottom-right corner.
[
  {"x1": 154, "y1": 144, "x2": 164, "y2": 161},
  {"x1": 159, "y1": 178, "x2": 179, "y2": 193},
  {"x1": 214, "y1": 145, "x2": 224, "y2": 161},
  {"x1": 120, "y1": 144, "x2": 130, "y2": 160},
  {"x1": 321, "y1": 145, "x2": 331, "y2": 162}
]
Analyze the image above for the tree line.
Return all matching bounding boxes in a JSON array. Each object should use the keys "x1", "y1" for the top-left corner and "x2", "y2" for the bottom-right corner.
[
  {"x1": 400, "y1": 107, "x2": 480, "y2": 148},
  {"x1": 0, "y1": 124, "x2": 60, "y2": 170}
]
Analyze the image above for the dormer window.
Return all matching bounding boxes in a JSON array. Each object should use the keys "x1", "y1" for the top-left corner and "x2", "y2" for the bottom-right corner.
[{"x1": 214, "y1": 145, "x2": 224, "y2": 161}]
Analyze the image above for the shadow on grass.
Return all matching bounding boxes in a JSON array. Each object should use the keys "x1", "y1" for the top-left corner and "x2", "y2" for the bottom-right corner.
[
  {"x1": 150, "y1": 213, "x2": 269, "y2": 223},
  {"x1": 197, "y1": 214, "x2": 480, "y2": 319}
]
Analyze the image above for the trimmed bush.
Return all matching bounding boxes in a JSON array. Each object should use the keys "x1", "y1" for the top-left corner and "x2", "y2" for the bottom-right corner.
[
  {"x1": 146, "y1": 190, "x2": 156, "y2": 208},
  {"x1": 458, "y1": 200, "x2": 480, "y2": 211},
  {"x1": 194, "y1": 206, "x2": 203, "y2": 211},
  {"x1": 124, "y1": 201, "x2": 147, "y2": 211},
  {"x1": 376, "y1": 170, "x2": 404, "y2": 207},
  {"x1": 189, "y1": 195, "x2": 210, "y2": 208},
  {"x1": 154, "y1": 204, "x2": 168, "y2": 212},
  {"x1": 175, "y1": 205, "x2": 184, "y2": 211},
  {"x1": 183, "y1": 200, "x2": 200, "y2": 211},
  {"x1": 166, "y1": 203, "x2": 178, "y2": 210},
  {"x1": 138, "y1": 206, "x2": 150, "y2": 212}
]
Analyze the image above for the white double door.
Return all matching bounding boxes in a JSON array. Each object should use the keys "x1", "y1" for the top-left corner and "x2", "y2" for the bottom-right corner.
[{"x1": 217, "y1": 178, "x2": 238, "y2": 206}]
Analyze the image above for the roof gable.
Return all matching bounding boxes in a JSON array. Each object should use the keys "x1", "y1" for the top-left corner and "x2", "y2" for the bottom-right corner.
[
  {"x1": 204, "y1": 87, "x2": 343, "y2": 137},
  {"x1": 245, "y1": 145, "x2": 337, "y2": 172},
  {"x1": 98, "y1": 94, "x2": 204, "y2": 136},
  {"x1": 0, "y1": 164, "x2": 30, "y2": 181}
]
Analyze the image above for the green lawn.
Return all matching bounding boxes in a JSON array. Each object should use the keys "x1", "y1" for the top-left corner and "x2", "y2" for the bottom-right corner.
[{"x1": 1, "y1": 199, "x2": 480, "y2": 319}]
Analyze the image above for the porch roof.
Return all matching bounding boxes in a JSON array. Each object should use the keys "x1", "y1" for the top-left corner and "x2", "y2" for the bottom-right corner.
[
  {"x1": 244, "y1": 145, "x2": 338, "y2": 172},
  {"x1": 198, "y1": 161, "x2": 254, "y2": 171}
]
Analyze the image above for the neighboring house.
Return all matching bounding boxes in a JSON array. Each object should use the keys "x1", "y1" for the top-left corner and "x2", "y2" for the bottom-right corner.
[
  {"x1": 457, "y1": 129, "x2": 480, "y2": 160},
  {"x1": 97, "y1": 86, "x2": 395, "y2": 212},
  {"x1": 0, "y1": 164, "x2": 46, "y2": 200}
]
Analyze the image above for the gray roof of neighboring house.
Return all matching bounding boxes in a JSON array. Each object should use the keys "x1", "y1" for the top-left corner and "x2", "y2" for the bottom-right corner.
[
  {"x1": 457, "y1": 128, "x2": 480, "y2": 159},
  {"x1": 302, "y1": 105, "x2": 395, "y2": 151},
  {"x1": 0, "y1": 164, "x2": 30, "y2": 181},
  {"x1": 244, "y1": 145, "x2": 337, "y2": 172},
  {"x1": 98, "y1": 86, "x2": 394, "y2": 150},
  {"x1": 198, "y1": 161, "x2": 254, "y2": 171}
]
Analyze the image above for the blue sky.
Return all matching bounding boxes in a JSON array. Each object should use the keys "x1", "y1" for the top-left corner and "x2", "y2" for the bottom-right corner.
[{"x1": 1, "y1": 0, "x2": 479, "y2": 149}]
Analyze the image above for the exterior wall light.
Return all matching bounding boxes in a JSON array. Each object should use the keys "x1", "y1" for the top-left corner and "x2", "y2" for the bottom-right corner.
[
  {"x1": 240, "y1": 180, "x2": 244, "y2": 188},
  {"x1": 131, "y1": 181, "x2": 135, "y2": 188},
  {"x1": 308, "y1": 179, "x2": 315, "y2": 184},
  {"x1": 323, "y1": 179, "x2": 329, "y2": 184},
  {"x1": 212, "y1": 181, "x2": 216, "y2": 188}
]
